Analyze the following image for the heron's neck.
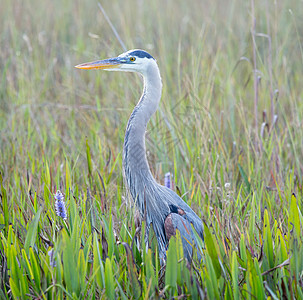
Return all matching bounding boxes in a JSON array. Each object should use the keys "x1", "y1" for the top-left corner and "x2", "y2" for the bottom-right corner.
[{"x1": 123, "y1": 62, "x2": 162, "y2": 204}]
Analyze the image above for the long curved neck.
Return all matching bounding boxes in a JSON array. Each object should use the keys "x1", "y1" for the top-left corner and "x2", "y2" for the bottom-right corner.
[{"x1": 123, "y1": 61, "x2": 162, "y2": 204}]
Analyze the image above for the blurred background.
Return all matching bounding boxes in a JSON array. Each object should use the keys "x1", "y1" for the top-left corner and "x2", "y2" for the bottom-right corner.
[
  {"x1": 0, "y1": 0, "x2": 302, "y2": 205},
  {"x1": 1, "y1": 1, "x2": 303, "y2": 297}
]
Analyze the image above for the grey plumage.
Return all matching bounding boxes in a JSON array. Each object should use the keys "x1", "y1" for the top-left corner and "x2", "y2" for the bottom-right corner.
[{"x1": 76, "y1": 49, "x2": 204, "y2": 263}]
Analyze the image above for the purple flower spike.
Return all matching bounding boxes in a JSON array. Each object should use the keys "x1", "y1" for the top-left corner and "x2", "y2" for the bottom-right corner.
[
  {"x1": 48, "y1": 248, "x2": 56, "y2": 267},
  {"x1": 54, "y1": 190, "x2": 67, "y2": 220},
  {"x1": 165, "y1": 172, "x2": 171, "y2": 189}
]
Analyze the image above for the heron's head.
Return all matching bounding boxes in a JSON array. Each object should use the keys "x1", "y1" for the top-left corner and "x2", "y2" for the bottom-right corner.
[{"x1": 75, "y1": 49, "x2": 156, "y2": 75}]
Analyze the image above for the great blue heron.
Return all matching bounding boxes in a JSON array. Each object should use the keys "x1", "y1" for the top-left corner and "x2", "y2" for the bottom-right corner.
[{"x1": 76, "y1": 49, "x2": 203, "y2": 262}]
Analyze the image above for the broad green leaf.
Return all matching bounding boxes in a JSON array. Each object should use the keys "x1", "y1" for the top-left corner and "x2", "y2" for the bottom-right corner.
[
  {"x1": 105, "y1": 258, "x2": 115, "y2": 299},
  {"x1": 275, "y1": 229, "x2": 288, "y2": 263},
  {"x1": 108, "y1": 215, "x2": 115, "y2": 258},
  {"x1": 19, "y1": 266, "x2": 29, "y2": 298},
  {"x1": 263, "y1": 209, "x2": 274, "y2": 268},
  {"x1": 224, "y1": 282, "x2": 233, "y2": 300},
  {"x1": 205, "y1": 253, "x2": 220, "y2": 300},
  {"x1": 22, "y1": 248, "x2": 34, "y2": 280},
  {"x1": 204, "y1": 222, "x2": 221, "y2": 278},
  {"x1": 145, "y1": 249, "x2": 157, "y2": 292},
  {"x1": 24, "y1": 206, "x2": 43, "y2": 253},
  {"x1": 247, "y1": 254, "x2": 265, "y2": 300},
  {"x1": 44, "y1": 160, "x2": 51, "y2": 186},
  {"x1": 289, "y1": 193, "x2": 301, "y2": 240},
  {"x1": 175, "y1": 230, "x2": 184, "y2": 286},
  {"x1": 249, "y1": 196, "x2": 256, "y2": 240},
  {"x1": 290, "y1": 239, "x2": 302, "y2": 289},
  {"x1": 165, "y1": 235, "x2": 178, "y2": 289},
  {"x1": 253, "y1": 258, "x2": 265, "y2": 298},
  {"x1": 93, "y1": 232, "x2": 105, "y2": 288},
  {"x1": 0, "y1": 180, "x2": 9, "y2": 232},
  {"x1": 9, "y1": 278, "x2": 20, "y2": 299},
  {"x1": 29, "y1": 247, "x2": 41, "y2": 290},
  {"x1": 77, "y1": 249, "x2": 86, "y2": 289},
  {"x1": 9, "y1": 244, "x2": 20, "y2": 282},
  {"x1": 62, "y1": 229, "x2": 80, "y2": 296},
  {"x1": 239, "y1": 234, "x2": 247, "y2": 266},
  {"x1": 231, "y1": 251, "x2": 239, "y2": 300}
]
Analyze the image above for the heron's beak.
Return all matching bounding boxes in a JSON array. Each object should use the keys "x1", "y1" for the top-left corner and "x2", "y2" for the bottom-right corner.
[{"x1": 75, "y1": 57, "x2": 123, "y2": 70}]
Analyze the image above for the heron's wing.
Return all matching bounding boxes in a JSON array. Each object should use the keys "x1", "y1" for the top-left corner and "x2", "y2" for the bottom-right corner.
[
  {"x1": 165, "y1": 212, "x2": 202, "y2": 261},
  {"x1": 162, "y1": 186, "x2": 204, "y2": 240}
]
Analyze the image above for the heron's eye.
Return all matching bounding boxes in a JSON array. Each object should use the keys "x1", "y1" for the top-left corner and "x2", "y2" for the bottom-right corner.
[{"x1": 130, "y1": 57, "x2": 136, "y2": 62}]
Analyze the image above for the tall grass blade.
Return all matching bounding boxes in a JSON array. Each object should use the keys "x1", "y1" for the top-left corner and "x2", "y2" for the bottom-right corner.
[{"x1": 122, "y1": 242, "x2": 141, "y2": 299}]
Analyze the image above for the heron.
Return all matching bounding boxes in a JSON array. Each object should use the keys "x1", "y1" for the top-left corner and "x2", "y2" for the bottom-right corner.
[{"x1": 76, "y1": 49, "x2": 203, "y2": 262}]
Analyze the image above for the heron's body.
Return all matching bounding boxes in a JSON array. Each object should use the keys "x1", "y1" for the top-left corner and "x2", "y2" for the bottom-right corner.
[{"x1": 76, "y1": 49, "x2": 203, "y2": 262}]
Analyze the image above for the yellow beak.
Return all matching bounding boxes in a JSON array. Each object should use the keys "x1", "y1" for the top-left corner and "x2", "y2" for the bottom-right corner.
[{"x1": 75, "y1": 57, "x2": 123, "y2": 70}]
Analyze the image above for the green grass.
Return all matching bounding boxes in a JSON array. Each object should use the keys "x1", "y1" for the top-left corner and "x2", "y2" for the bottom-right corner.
[{"x1": 1, "y1": 0, "x2": 303, "y2": 298}]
